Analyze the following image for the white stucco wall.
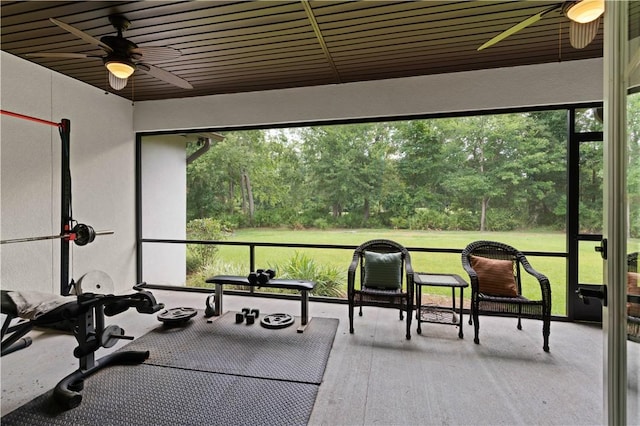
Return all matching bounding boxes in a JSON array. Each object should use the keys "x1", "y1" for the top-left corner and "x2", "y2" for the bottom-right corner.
[
  {"x1": 1, "y1": 51, "x2": 606, "y2": 293},
  {"x1": 133, "y1": 58, "x2": 604, "y2": 131},
  {"x1": 140, "y1": 135, "x2": 187, "y2": 285},
  {"x1": 1, "y1": 51, "x2": 135, "y2": 294}
]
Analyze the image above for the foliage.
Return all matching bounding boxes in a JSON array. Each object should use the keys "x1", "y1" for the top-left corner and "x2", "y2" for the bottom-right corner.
[
  {"x1": 184, "y1": 98, "x2": 640, "y2": 238},
  {"x1": 187, "y1": 258, "x2": 246, "y2": 288},
  {"x1": 186, "y1": 250, "x2": 346, "y2": 297},
  {"x1": 271, "y1": 252, "x2": 345, "y2": 298},
  {"x1": 185, "y1": 218, "x2": 232, "y2": 273}
]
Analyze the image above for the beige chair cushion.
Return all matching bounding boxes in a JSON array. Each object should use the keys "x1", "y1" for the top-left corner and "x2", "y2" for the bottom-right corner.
[{"x1": 470, "y1": 255, "x2": 518, "y2": 297}]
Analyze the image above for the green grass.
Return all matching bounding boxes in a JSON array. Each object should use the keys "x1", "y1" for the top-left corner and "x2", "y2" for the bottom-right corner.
[{"x1": 210, "y1": 228, "x2": 640, "y2": 316}]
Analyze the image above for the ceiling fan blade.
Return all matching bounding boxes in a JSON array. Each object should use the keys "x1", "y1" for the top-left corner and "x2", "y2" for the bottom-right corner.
[
  {"x1": 477, "y1": 4, "x2": 562, "y2": 51},
  {"x1": 569, "y1": 18, "x2": 600, "y2": 49},
  {"x1": 49, "y1": 18, "x2": 113, "y2": 53},
  {"x1": 26, "y1": 52, "x2": 99, "y2": 59},
  {"x1": 131, "y1": 46, "x2": 181, "y2": 63},
  {"x1": 137, "y1": 63, "x2": 193, "y2": 89}
]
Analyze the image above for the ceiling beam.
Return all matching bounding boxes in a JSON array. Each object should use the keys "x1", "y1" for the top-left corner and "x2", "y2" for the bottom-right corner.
[{"x1": 301, "y1": 1, "x2": 341, "y2": 83}]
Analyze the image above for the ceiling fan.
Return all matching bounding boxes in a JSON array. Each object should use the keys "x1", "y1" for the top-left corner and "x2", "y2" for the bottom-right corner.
[
  {"x1": 478, "y1": 0, "x2": 605, "y2": 51},
  {"x1": 27, "y1": 15, "x2": 193, "y2": 91}
]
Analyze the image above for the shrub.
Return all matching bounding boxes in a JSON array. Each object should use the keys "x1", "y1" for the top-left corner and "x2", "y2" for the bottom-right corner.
[
  {"x1": 186, "y1": 217, "x2": 232, "y2": 273},
  {"x1": 272, "y1": 252, "x2": 345, "y2": 297},
  {"x1": 390, "y1": 216, "x2": 410, "y2": 229},
  {"x1": 313, "y1": 218, "x2": 329, "y2": 229},
  {"x1": 186, "y1": 249, "x2": 201, "y2": 275},
  {"x1": 486, "y1": 209, "x2": 520, "y2": 231},
  {"x1": 446, "y1": 209, "x2": 476, "y2": 230},
  {"x1": 409, "y1": 208, "x2": 447, "y2": 230},
  {"x1": 187, "y1": 258, "x2": 247, "y2": 288}
]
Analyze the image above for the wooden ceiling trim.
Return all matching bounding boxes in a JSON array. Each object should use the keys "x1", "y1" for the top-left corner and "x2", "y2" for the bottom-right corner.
[{"x1": 301, "y1": 0, "x2": 340, "y2": 83}]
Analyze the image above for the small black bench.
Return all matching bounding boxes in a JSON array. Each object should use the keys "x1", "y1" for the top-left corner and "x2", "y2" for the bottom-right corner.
[{"x1": 205, "y1": 275, "x2": 316, "y2": 332}]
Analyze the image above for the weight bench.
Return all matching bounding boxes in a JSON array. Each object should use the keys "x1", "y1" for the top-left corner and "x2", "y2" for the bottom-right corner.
[
  {"x1": 205, "y1": 275, "x2": 316, "y2": 332},
  {"x1": 1, "y1": 289, "x2": 164, "y2": 409}
]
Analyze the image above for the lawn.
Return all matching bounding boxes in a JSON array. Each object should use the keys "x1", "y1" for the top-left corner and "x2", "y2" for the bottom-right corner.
[{"x1": 211, "y1": 228, "x2": 639, "y2": 317}]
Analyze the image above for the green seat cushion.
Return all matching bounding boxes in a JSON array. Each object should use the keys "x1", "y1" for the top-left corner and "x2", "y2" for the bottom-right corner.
[{"x1": 363, "y1": 251, "x2": 403, "y2": 289}]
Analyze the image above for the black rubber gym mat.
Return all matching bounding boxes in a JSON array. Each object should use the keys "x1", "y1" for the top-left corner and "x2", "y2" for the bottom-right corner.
[
  {"x1": 123, "y1": 312, "x2": 339, "y2": 384},
  {"x1": 1, "y1": 363, "x2": 318, "y2": 426}
]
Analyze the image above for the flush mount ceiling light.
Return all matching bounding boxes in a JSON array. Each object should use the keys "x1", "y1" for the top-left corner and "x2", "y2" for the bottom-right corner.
[
  {"x1": 566, "y1": 0, "x2": 605, "y2": 24},
  {"x1": 105, "y1": 57, "x2": 135, "y2": 79}
]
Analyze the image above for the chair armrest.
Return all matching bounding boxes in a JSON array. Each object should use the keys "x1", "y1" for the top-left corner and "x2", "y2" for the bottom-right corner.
[
  {"x1": 461, "y1": 253, "x2": 479, "y2": 291},
  {"x1": 347, "y1": 252, "x2": 360, "y2": 294},
  {"x1": 404, "y1": 254, "x2": 414, "y2": 299},
  {"x1": 518, "y1": 253, "x2": 552, "y2": 304}
]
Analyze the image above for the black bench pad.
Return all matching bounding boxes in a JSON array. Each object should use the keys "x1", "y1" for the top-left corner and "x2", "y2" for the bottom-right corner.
[{"x1": 206, "y1": 275, "x2": 315, "y2": 291}]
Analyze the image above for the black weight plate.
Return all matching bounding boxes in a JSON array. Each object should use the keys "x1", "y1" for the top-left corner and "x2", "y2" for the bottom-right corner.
[
  {"x1": 260, "y1": 313, "x2": 294, "y2": 329},
  {"x1": 157, "y1": 307, "x2": 197, "y2": 324}
]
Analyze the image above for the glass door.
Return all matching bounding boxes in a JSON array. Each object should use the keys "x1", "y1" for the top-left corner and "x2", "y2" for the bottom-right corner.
[
  {"x1": 627, "y1": 90, "x2": 639, "y2": 426},
  {"x1": 568, "y1": 108, "x2": 604, "y2": 321},
  {"x1": 625, "y1": 2, "x2": 640, "y2": 420}
]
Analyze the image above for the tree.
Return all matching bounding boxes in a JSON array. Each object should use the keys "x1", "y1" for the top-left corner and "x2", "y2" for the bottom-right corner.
[
  {"x1": 627, "y1": 93, "x2": 640, "y2": 238},
  {"x1": 438, "y1": 113, "x2": 559, "y2": 231},
  {"x1": 393, "y1": 120, "x2": 446, "y2": 210},
  {"x1": 300, "y1": 123, "x2": 391, "y2": 224}
]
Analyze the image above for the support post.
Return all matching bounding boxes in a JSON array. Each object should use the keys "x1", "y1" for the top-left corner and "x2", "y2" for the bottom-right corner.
[{"x1": 59, "y1": 118, "x2": 72, "y2": 295}]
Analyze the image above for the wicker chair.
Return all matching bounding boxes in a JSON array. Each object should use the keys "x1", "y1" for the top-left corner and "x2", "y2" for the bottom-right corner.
[
  {"x1": 348, "y1": 239, "x2": 414, "y2": 340},
  {"x1": 461, "y1": 240, "x2": 551, "y2": 351},
  {"x1": 628, "y1": 252, "x2": 640, "y2": 343}
]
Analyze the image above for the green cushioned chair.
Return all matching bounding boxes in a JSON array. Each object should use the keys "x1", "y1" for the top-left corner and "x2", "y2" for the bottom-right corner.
[{"x1": 348, "y1": 239, "x2": 414, "y2": 340}]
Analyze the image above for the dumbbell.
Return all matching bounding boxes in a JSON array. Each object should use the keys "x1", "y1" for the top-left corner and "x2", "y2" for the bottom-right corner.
[
  {"x1": 255, "y1": 269, "x2": 276, "y2": 285},
  {"x1": 248, "y1": 269, "x2": 275, "y2": 286},
  {"x1": 245, "y1": 313, "x2": 256, "y2": 325},
  {"x1": 235, "y1": 307, "x2": 260, "y2": 325},
  {"x1": 236, "y1": 307, "x2": 251, "y2": 323}
]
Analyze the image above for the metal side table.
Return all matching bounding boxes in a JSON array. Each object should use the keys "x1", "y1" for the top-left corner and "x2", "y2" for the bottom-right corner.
[{"x1": 415, "y1": 273, "x2": 468, "y2": 338}]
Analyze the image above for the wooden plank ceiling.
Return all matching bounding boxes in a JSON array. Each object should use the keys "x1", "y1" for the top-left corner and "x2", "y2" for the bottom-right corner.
[{"x1": 0, "y1": 1, "x2": 629, "y2": 102}]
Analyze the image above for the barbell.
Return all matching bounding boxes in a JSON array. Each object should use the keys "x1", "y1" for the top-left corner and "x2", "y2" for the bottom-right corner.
[{"x1": 0, "y1": 223, "x2": 113, "y2": 246}]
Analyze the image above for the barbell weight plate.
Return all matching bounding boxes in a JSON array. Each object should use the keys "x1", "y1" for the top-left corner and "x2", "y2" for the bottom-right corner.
[
  {"x1": 73, "y1": 223, "x2": 96, "y2": 246},
  {"x1": 157, "y1": 307, "x2": 198, "y2": 324},
  {"x1": 101, "y1": 324, "x2": 124, "y2": 348},
  {"x1": 260, "y1": 313, "x2": 295, "y2": 329},
  {"x1": 75, "y1": 270, "x2": 114, "y2": 294}
]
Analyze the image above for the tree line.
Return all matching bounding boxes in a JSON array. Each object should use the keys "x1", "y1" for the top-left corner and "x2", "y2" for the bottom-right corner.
[{"x1": 187, "y1": 101, "x2": 640, "y2": 238}]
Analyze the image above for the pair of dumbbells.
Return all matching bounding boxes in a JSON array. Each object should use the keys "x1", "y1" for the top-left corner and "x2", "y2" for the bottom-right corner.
[
  {"x1": 247, "y1": 269, "x2": 275, "y2": 286},
  {"x1": 236, "y1": 307, "x2": 260, "y2": 325}
]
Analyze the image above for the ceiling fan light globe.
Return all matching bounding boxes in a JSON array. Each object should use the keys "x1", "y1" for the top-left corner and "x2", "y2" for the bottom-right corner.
[
  {"x1": 566, "y1": 0, "x2": 605, "y2": 24},
  {"x1": 108, "y1": 72, "x2": 128, "y2": 90},
  {"x1": 105, "y1": 61, "x2": 135, "y2": 79}
]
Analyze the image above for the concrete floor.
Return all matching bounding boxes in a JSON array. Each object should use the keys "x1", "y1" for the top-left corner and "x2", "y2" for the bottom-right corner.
[{"x1": 2, "y1": 289, "x2": 639, "y2": 425}]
